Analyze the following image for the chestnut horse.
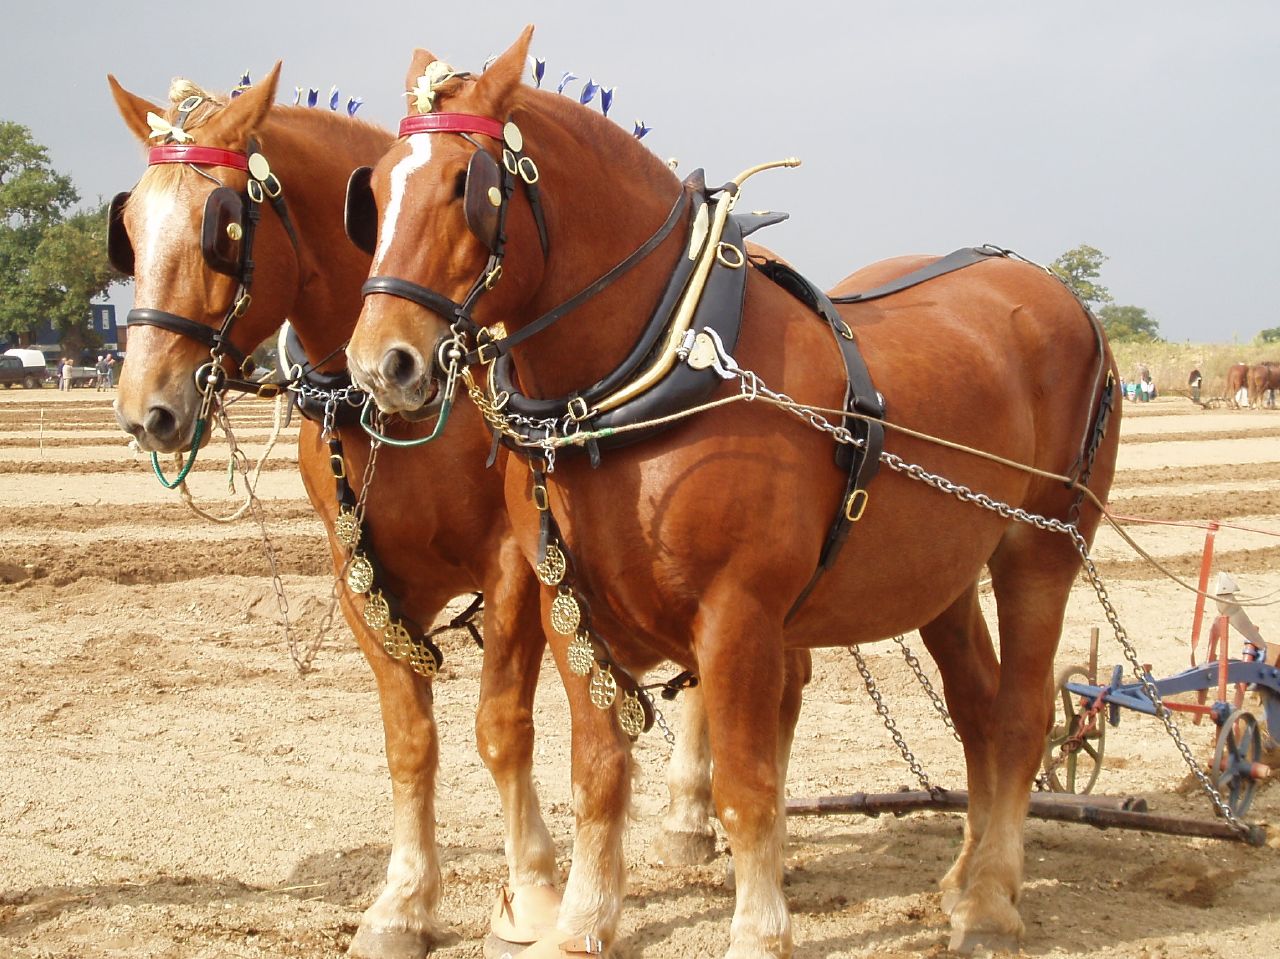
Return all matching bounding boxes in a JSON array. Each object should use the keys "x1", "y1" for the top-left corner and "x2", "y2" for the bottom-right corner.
[
  {"x1": 346, "y1": 28, "x2": 1120, "y2": 958},
  {"x1": 1227, "y1": 362, "x2": 1249, "y2": 408},
  {"x1": 1247, "y1": 361, "x2": 1279, "y2": 409},
  {"x1": 108, "y1": 67, "x2": 572, "y2": 958}
]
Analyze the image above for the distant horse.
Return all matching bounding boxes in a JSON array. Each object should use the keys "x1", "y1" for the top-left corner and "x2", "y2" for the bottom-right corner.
[
  {"x1": 1247, "y1": 361, "x2": 1280, "y2": 409},
  {"x1": 1227, "y1": 362, "x2": 1250, "y2": 408},
  {"x1": 108, "y1": 67, "x2": 567, "y2": 957},
  {"x1": 345, "y1": 28, "x2": 1120, "y2": 957}
]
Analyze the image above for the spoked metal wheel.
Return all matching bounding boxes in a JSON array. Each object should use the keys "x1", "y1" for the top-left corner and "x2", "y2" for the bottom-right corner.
[
  {"x1": 1042, "y1": 665, "x2": 1106, "y2": 794},
  {"x1": 1213, "y1": 709, "x2": 1262, "y2": 817}
]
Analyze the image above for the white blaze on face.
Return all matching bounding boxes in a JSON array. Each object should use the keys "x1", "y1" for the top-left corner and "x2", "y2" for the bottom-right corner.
[
  {"x1": 374, "y1": 134, "x2": 434, "y2": 269},
  {"x1": 133, "y1": 188, "x2": 182, "y2": 278}
]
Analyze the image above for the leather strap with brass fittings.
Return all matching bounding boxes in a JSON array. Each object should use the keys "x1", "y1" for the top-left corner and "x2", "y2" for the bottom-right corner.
[
  {"x1": 330, "y1": 453, "x2": 347, "y2": 479},
  {"x1": 532, "y1": 483, "x2": 550, "y2": 511},
  {"x1": 566, "y1": 396, "x2": 591, "y2": 421},
  {"x1": 844, "y1": 488, "x2": 869, "y2": 522}
]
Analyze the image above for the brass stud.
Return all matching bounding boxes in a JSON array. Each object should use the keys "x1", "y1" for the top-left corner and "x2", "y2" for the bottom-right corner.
[
  {"x1": 226, "y1": 222, "x2": 243, "y2": 242},
  {"x1": 487, "y1": 185, "x2": 502, "y2": 207}
]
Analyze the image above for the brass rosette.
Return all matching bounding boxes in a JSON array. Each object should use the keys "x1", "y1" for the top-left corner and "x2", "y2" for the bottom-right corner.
[
  {"x1": 346, "y1": 554, "x2": 375, "y2": 594},
  {"x1": 618, "y1": 692, "x2": 646, "y2": 737},
  {"x1": 363, "y1": 590, "x2": 390, "y2": 630},
  {"x1": 334, "y1": 508, "x2": 360, "y2": 548},
  {"x1": 589, "y1": 666, "x2": 618, "y2": 710},
  {"x1": 407, "y1": 642, "x2": 439, "y2": 678},
  {"x1": 567, "y1": 631, "x2": 595, "y2": 676},
  {"x1": 536, "y1": 542, "x2": 566, "y2": 586},
  {"x1": 383, "y1": 620, "x2": 411, "y2": 659},
  {"x1": 550, "y1": 588, "x2": 581, "y2": 636}
]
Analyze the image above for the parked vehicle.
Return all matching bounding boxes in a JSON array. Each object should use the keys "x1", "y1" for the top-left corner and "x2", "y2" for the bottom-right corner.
[{"x1": 0, "y1": 351, "x2": 46, "y2": 390}]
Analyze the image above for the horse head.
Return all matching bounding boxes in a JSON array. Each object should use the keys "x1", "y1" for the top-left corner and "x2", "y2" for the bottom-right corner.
[{"x1": 108, "y1": 66, "x2": 301, "y2": 452}]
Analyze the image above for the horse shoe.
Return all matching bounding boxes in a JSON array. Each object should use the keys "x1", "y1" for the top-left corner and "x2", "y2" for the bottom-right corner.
[{"x1": 484, "y1": 884, "x2": 564, "y2": 958}]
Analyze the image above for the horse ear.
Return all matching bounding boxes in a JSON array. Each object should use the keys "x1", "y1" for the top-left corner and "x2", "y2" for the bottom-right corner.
[
  {"x1": 473, "y1": 25, "x2": 534, "y2": 113},
  {"x1": 404, "y1": 48, "x2": 439, "y2": 94},
  {"x1": 108, "y1": 75, "x2": 164, "y2": 144},
  {"x1": 205, "y1": 61, "x2": 282, "y2": 140}
]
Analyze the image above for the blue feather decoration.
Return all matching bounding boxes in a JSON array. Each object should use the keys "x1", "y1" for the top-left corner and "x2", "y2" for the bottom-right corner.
[
  {"x1": 579, "y1": 79, "x2": 599, "y2": 106},
  {"x1": 293, "y1": 86, "x2": 302, "y2": 106},
  {"x1": 307, "y1": 87, "x2": 319, "y2": 108},
  {"x1": 632, "y1": 119, "x2": 651, "y2": 140},
  {"x1": 329, "y1": 86, "x2": 340, "y2": 111},
  {"x1": 557, "y1": 71, "x2": 578, "y2": 95},
  {"x1": 600, "y1": 86, "x2": 615, "y2": 117},
  {"x1": 532, "y1": 58, "x2": 546, "y2": 88},
  {"x1": 347, "y1": 97, "x2": 363, "y2": 117}
]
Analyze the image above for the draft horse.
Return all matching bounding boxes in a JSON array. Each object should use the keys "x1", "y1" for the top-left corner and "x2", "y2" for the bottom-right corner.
[
  {"x1": 108, "y1": 67, "x2": 569, "y2": 958},
  {"x1": 1247, "y1": 362, "x2": 1279, "y2": 409},
  {"x1": 346, "y1": 28, "x2": 1120, "y2": 957}
]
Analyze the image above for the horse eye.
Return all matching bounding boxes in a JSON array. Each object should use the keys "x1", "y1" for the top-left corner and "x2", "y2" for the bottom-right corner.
[{"x1": 453, "y1": 169, "x2": 467, "y2": 199}]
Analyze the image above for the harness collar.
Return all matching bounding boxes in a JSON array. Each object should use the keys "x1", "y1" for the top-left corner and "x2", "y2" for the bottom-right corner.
[
  {"x1": 398, "y1": 113, "x2": 504, "y2": 140},
  {"x1": 147, "y1": 145, "x2": 249, "y2": 171}
]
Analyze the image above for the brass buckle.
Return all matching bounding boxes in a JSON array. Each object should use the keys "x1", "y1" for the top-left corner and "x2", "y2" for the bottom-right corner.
[
  {"x1": 566, "y1": 396, "x2": 590, "y2": 421},
  {"x1": 532, "y1": 483, "x2": 549, "y2": 511},
  {"x1": 256, "y1": 382, "x2": 282, "y2": 398},
  {"x1": 262, "y1": 173, "x2": 283, "y2": 198},
  {"x1": 330, "y1": 454, "x2": 347, "y2": 479},
  {"x1": 838, "y1": 320, "x2": 854, "y2": 340},
  {"x1": 483, "y1": 263, "x2": 503, "y2": 290},
  {"x1": 844, "y1": 488, "x2": 868, "y2": 522},
  {"x1": 233, "y1": 292, "x2": 252, "y2": 317},
  {"x1": 247, "y1": 179, "x2": 265, "y2": 204},
  {"x1": 476, "y1": 342, "x2": 499, "y2": 365}
]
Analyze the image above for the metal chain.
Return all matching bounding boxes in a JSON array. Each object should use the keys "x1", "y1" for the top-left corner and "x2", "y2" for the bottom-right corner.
[
  {"x1": 893, "y1": 635, "x2": 963, "y2": 744},
  {"x1": 650, "y1": 699, "x2": 677, "y2": 746},
  {"x1": 849, "y1": 645, "x2": 943, "y2": 795}
]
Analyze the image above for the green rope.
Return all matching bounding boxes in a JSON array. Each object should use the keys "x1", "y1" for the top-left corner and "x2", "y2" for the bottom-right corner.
[
  {"x1": 150, "y1": 416, "x2": 207, "y2": 489},
  {"x1": 359, "y1": 395, "x2": 454, "y2": 447}
]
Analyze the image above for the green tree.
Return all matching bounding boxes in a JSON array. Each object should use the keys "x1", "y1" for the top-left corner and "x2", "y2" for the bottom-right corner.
[
  {"x1": 0, "y1": 120, "x2": 118, "y2": 340},
  {"x1": 1098, "y1": 304, "x2": 1161, "y2": 342},
  {"x1": 1257, "y1": 326, "x2": 1280, "y2": 344},
  {"x1": 1050, "y1": 244, "x2": 1114, "y2": 308}
]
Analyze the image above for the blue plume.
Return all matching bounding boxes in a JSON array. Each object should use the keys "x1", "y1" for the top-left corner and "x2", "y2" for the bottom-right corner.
[
  {"x1": 292, "y1": 86, "x2": 302, "y2": 106},
  {"x1": 579, "y1": 78, "x2": 599, "y2": 106},
  {"x1": 347, "y1": 97, "x2": 363, "y2": 117},
  {"x1": 231, "y1": 70, "x2": 251, "y2": 98},
  {"x1": 533, "y1": 58, "x2": 546, "y2": 88},
  {"x1": 231, "y1": 89, "x2": 242, "y2": 99},
  {"x1": 632, "y1": 119, "x2": 651, "y2": 140},
  {"x1": 238, "y1": 70, "x2": 251, "y2": 88},
  {"x1": 307, "y1": 87, "x2": 319, "y2": 108},
  {"x1": 600, "y1": 86, "x2": 615, "y2": 117},
  {"x1": 329, "y1": 86, "x2": 340, "y2": 111},
  {"x1": 483, "y1": 54, "x2": 497, "y2": 72},
  {"x1": 557, "y1": 71, "x2": 578, "y2": 95}
]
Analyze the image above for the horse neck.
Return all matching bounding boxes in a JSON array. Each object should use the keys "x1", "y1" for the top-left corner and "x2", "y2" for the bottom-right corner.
[
  {"x1": 252, "y1": 109, "x2": 392, "y2": 372},
  {"x1": 499, "y1": 98, "x2": 685, "y2": 399}
]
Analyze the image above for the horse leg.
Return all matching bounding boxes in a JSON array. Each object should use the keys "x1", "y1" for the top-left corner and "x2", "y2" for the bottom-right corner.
[
  {"x1": 343, "y1": 590, "x2": 446, "y2": 959},
  {"x1": 654, "y1": 683, "x2": 719, "y2": 866},
  {"x1": 915, "y1": 584, "x2": 1000, "y2": 915},
  {"x1": 697, "y1": 599, "x2": 791, "y2": 959},
  {"x1": 474, "y1": 551, "x2": 561, "y2": 951},
  {"x1": 945, "y1": 528, "x2": 1077, "y2": 954}
]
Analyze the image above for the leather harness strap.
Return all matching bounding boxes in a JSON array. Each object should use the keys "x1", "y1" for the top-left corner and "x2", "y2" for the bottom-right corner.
[{"x1": 830, "y1": 244, "x2": 1005, "y2": 303}]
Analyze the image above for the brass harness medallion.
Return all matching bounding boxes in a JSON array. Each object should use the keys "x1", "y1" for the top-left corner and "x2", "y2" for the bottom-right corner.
[
  {"x1": 550, "y1": 589, "x2": 581, "y2": 636},
  {"x1": 589, "y1": 666, "x2": 618, "y2": 710},
  {"x1": 346, "y1": 553, "x2": 375, "y2": 594},
  {"x1": 567, "y1": 631, "x2": 595, "y2": 676},
  {"x1": 618, "y1": 692, "x2": 646, "y2": 737},
  {"x1": 363, "y1": 590, "x2": 390, "y2": 630},
  {"x1": 536, "y1": 542, "x2": 566, "y2": 586},
  {"x1": 334, "y1": 508, "x2": 360, "y2": 548},
  {"x1": 383, "y1": 620, "x2": 411, "y2": 659}
]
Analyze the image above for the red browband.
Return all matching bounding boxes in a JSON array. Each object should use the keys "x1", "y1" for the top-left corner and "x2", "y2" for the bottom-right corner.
[
  {"x1": 147, "y1": 145, "x2": 249, "y2": 171},
  {"x1": 398, "y1": 113, "x2": 504, "y2": 140}
]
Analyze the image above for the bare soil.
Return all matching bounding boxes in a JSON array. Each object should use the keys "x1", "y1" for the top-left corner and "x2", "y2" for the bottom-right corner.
[{"x1": 3, "y1": 389, "x2": 1280, "y2": 959}]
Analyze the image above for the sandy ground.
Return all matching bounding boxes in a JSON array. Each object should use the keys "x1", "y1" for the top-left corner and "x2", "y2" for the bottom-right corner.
[{"x1": 3, "y1": 387, "x2": 1280, "y2": 959}]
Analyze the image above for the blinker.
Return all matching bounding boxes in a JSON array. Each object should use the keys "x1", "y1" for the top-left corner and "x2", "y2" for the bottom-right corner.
[
  {"x1": 107, "y1": 191, "x2": 135, "y2": 276},
  {"x1": 344, "y1": 166, "x2": 377, "y2": 256},
  {"x1": 463, "y1": 150, "x2": 504, "y2": 252},
  {"x1": 201, "y1": 187, "x2": 246, "y2": 276}
]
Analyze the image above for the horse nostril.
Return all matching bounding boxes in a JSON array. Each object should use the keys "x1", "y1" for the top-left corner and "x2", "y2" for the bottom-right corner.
[
  {"x1": 380, "y1": 348, "x2": 422, "y2": 390},
  {"x1": 143, "y1": 405, "x2": 178, "y2": 443}
]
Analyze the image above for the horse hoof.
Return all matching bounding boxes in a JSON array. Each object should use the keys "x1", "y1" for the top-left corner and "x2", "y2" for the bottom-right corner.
[
  {"x1": 947, "y1": 927, "x2": 1019, "y2": 955},
  {"x1": 483, "y1": 933, "x2": 528, "y2": 959},
  {"x1": 347, "y1": 925, "x2": 447, "y2": 959},
  {"x1": 653, "y1": 828, "x2": 717, "y2": 866}
]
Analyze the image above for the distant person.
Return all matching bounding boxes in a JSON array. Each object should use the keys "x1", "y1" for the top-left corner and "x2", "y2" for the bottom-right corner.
[
  {"x1": 95, "y1": 354, "x2": 109, "y2": 391},
  {"x1": 105, "y1": 353, "x2": 117, "y2": 388},
  {"x1": 1188, "y1": 367, "x2": 1202, "y2": 404},
  {"x1": 60, "y1": 357, "x2": 73, "y2": 391}
]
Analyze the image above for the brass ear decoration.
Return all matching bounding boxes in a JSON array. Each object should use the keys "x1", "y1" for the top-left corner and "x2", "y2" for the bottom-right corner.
[
  {"x1": 247, "y1": 153, "x2": 271, "y2": 182},
  {"x1": 618, "y1": 692, "x2": 646, "y2": 737},
  {"x1": 410, "y1": 60, "x2": 460, "y2": 113}
]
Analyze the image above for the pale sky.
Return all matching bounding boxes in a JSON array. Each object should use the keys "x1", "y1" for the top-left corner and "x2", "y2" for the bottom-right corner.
[{"x1": 2, "y1": 0, "x2": 1276, "y2": 343}]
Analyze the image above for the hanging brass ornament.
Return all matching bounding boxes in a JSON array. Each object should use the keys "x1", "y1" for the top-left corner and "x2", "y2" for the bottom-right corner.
[
  {"x1": 589, "y1": 665, "x2": 618, "y2": 710},
  {"x1": 618, "y1": 692, "x2": 646, "y2": 737},
  {"x1": 334, "y1": 507, "x2": 360, "y2": 548},
  {"x1": 536, "y1": 542, "x2": 566, "y2": 586},
  {"x1": 363, "y1": 590, "x2": 390, "y2": 630},
  {"x1": 550, "y1": 588, "x2": 581, "y2": 636},
  {"x1": 346, "y1": 553, "x2": 375, "y2": 594},
  {"x1": 383, "y1": 620, "x2": 411, "y2": 659},
  {"x1": 567, "y1": 630, "x2": 595, "y2": 676},
  {"x1": 407, "y1": 642, "x2": 439, "y2": 678}
]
